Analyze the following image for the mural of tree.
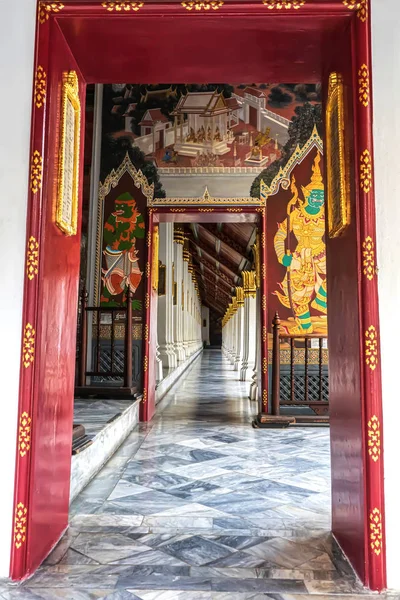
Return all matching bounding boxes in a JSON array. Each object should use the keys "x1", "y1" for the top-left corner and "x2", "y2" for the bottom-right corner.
[{"x1": 250, "y1": 102, "x2": 322, "y2": 198}]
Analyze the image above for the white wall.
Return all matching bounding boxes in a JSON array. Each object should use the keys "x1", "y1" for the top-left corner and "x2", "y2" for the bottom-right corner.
[
  {"x1": 201, "y1": 306, "x2": 210, "y2": 345},
  {"x1": 372, "y1": 0, "x2": 400, "y2": 590},
  {"x1": 0, "y1": 0, "x2": 36, "y2": 578}
]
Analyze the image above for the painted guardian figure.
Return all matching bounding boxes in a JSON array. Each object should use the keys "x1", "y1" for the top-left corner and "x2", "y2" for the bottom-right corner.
[
  {"x1": 101, "y1": 192, "x2": 145, "y2": 304},
  {"x1": 274, "y1": 153, "x2": 327, "y2": 334}
]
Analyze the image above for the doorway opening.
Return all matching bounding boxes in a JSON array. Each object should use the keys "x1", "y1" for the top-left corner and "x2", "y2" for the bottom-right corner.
[{"x1": 11, "y1": 1, "x2": 385, "y2": 592}]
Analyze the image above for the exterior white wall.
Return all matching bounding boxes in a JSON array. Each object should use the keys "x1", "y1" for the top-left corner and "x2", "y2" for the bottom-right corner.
[
  {"x1": 0, "y1": 0, "x2": 36, "y2": 578},
  {"x1": 372, "y1": 0, "x2": 400, "y2": 590},
  {"x1": 201, "y1": 306, "x2": 210, "y2": 345}
]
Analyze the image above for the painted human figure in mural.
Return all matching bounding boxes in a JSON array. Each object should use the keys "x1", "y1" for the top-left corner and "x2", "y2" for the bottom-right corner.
[
  {"x1": 274, "y1": 153, "x2": 327, "y2": 333},
  {"x1": 101, "y1": 192, "x2": 145, "y2": 304}
]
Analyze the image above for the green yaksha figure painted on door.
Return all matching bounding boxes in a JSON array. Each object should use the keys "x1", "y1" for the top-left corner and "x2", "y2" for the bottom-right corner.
[{"x1": 101, "y1": 192, "x2": 145, "y2": 305}]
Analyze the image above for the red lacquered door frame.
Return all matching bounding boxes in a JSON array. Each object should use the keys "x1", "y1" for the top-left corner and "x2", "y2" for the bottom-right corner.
[{"x1": 11, "y1": 0, "x2": 386, "y2": 591}]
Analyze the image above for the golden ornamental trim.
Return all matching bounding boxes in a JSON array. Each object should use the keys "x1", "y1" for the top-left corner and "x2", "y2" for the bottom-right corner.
[
  {"x1": 261, "y1": 232, "x2": 265, "y2": 248},
  {"x1": 145, "y1": 262, "x2": 150, "y2": 278},
  {"x1": 261, "y1": 263, "x2": 266, "y2": 280},
  {"x1": 262, "y1": 357, "x2": 268, "y2": 374},
  {"x1": 262, "y1": 326, "x2": 267, "y2": 343},
  {"x1": 14, "y1": 502, "x2": 28, "y2": 549},
  {"x1": 18, "y1": 412, "x2": 32, "y2": 458},
  {"x1": 262, "y1": 295, "x2": 267, "y2": 311},
  {"x1": 365, "y1": 325, "x2": 378, "y2": 371},
  {"x1": 142, "y1": 388, "x2": 147, "y2": 403},
  {"x1": 358, "y1": 64, "x2": 370, "y2": 107},
  {"x1": 38, "y1": 2, "x2": 64, "y2": 24},
  {"x1": 22, "y1": 324, "x2": 35, "y2": 368},
  {"x1": 243, "y1": 271, "x2": 257, "y2": 298},
  {"x1": 198, "y1": 208, "x2": 214, "y2": 212},
  {"x1": 147, "y1": 230, "x2": 152, "y2": 247},
  {"x1": 227, "y1": 207, "x2": 243, "y2": 213},
  {"x1": 236, "y1": 286, "x2": 244, "y2": 307},
  {"x1": 360, "y1": 149, "x2": 373, "y2": 194},
  {"x1": 145, "y1": 293, "x2": 150, "y2": 309},
  {"x1": 150, "y1": 188, "x2": 260, "y2": 208},
  {"x1": 144, "y1": 324, "x2": 149, "y2": 342},
  {"x1": 34, "y1": 66, "x2": 47, "y2": 109},
  {"x1": 170, "y1": 208, "x2": 187, "y2": 212},
  {"x1": 262, "y1": 0, "x2": 305, "y2": 7},
  {"x1": 26, "y1": 236, "x2": 39, "y2": 281},
  {"x1": 262, "y1": 389, "x2": 268, "y2": 407},
  {"x1": 362, "y1": 236, "x2": 376, "y2": 281},
  {"x1": 102, "y1": 1, "x2": 144, "y2": 10},
  {"x1": 30, "y1": 151, "x2": 43, "y2": 195},
  {"x1": 369, "y1": 508, "x2": 383, "y2": 556},
  {"x1": 143, "y1": 355, "x2": 148, "y2": 372},
  {"x1": 181, "y1": 1, "x2": 223, "y2": 9},
  {"x1": 367, "y1": 415, "x2": 381, "y2": 462},
  {"x1": 343, "y1": 0, "x2": 367, "y2": 22}
]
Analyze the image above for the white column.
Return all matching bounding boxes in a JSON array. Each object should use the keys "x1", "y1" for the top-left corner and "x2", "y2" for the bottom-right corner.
[
  {"x1": 173, "y1": 225, "x2": 186, "y2": 362},
  {"x1": 157, "y1": 223, "x2": 177, "y2": 369},
  {"x1": 234, "y1": 289, "x2": 244, "y2": 371},
  {"x1": 182, "y1": 240, "x2": 191, "y2": 358},
  {"x1": 249, "y1": 288, "x2": 261, "y2": 401},
  {"x1": 240, "y1": 272, "x2": 257, "y2": 381}
]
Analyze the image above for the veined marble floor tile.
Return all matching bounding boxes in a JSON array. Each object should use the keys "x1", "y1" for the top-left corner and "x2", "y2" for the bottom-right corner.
[{"x1": 3, "y1": 350, "x2": 385, "y2": 599}]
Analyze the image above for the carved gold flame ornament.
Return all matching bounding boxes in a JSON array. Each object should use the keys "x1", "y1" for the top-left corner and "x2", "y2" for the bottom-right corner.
[
  {"x1": 14, "y1": 503, "x2": 28, "y2": 549},
  {"x1": 38, "y1": 2, "x2": 64, "y2": 24},
  {"x1": 34, "y1": 66, "x2": 47, "y2": 109},
  {"x1": 102, "y1": 1, "x2": 144, "y2": 10},
  {"x1": 26, "y1": 236, "x2": 39, "y2": 281},
  {"x1": 365, "y1": 325, "x2": 378, "y2": 371},
  {"x1": 362, "y1": 237, "x2": 376, "y2": 281},
  {"x1": 181, "y1": 1, "x2": 223, "y2": 9},
  {"x1": 262, "y1": 0, "x2": 305, "y2": 7},
  {"x1": 367, "y1": 415, "x2": 381, "y2": 462},
  {"x1": 23, "y1": 324, "x2": 36, "y2": 368},
  {"x1": 30, "y1": 151, "x2": 43, "y2": 195},
  {"x1": 360, "y1": 149, "x2": 373, "y2": 194},
  {"x1": 369, "y1": 508, "x2": 383, "y2": 555},
  {"x1": 19, "y1": 413, "x2": 32, "y2": 458}
]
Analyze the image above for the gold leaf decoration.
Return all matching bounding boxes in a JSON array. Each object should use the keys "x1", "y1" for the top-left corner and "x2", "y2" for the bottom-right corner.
[
  {"x1": 262, "y1": 264, "x2": 266, "y2": 280},
  {"x1": 147, "y1": 231, "x2": 152, "y2": 247},
  {"x1": 369, "y1": 508, "x2": 383, "y2": 555},
  {"x1": 102, "y1": 1, "x2": 143, "y2": 10},
  {"x1": 262, "y1": 0, "x2": 305, "y2": 7},
  {"x1": 145, "y1": 262, "x2": 150, "y2": 278},
  {"x1": 262, "y1": 326, "x2": 267, "y2": 343},
  {"x1": 23, "y1": 324, "x2": 35, "y2": 368},
  {"x1": 142, "y1": 388, "x2": 147, "y2": 403},
  {"x1": 30, "y1": 151, "x2": 43, "y2": 195},
  {"x1": 362, "y1": 236, "x2": 376, "y2": 281},
  {"x1": 14, "y1": 503, "x2": 28, "y2": 549},
  {"x1": 38, "y1": 2, "x2": 64, "y2": 23},
  {"x1": 227, "y1": 207, "x2": 243, "y2": 213},
  {"x1": 18, "y1": 413, "x2": 32, "y2": 458},
  {"x1": 262, "y1": 357, "x2": 268, "y2": 374},
  {"x1": 198, "y1": 208, "x2": 214, "y2": 212},
  {"x1": 343, "y1": 0, "x2": 367, "y2": 22},
  {"x1": 262, "y1": 389, "x2": 268, "y2": 407},
  {"x1": 262, "y1": 295, "x2": 267, "y2": 311},
  {"x1": 170, "y1": 208, "x2": 186, "y2": 212},
  {"x1": 181, "y1": 0, "x2": 223, "y2": 9},
  {"x1": 360, "y1": 149, "x2": 373, "y2": 194},
  {"x1": 365, "y1": 325, "x2": 378, "y2": 371},
  {"x1": 144, "y1": 324, "x2": 149, "y2": 341},
  {"x1": 145, "y1": 293, "x2": 150, "y2": 309},
  {"x1": 34, "y1": 66, "x2": 47, "y2": 108},
  {"x1": 26, "y1": 236, "x2": 39, "y2": 281},
  {"x1": 143, "y1": 355, "x2": 148, "y2": 372},
  {"x1": 261, "y1": 232, "x2": 266, "y2": 248},
  {"x1": 358, "y1": 64, "x2": 370, "y2": 107},
  {"x1": 367, "y1": 415, "x2": 381, "y2": 462}
]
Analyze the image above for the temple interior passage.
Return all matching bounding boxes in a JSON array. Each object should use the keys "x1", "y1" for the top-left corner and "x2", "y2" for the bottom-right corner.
[{"x1": 2, "y1": 350, "x2": 392, "y2": 599}]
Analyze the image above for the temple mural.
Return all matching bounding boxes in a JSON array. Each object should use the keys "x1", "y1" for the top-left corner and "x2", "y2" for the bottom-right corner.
[
  {"x1": 262, "y1": 128, "x2": 327, "y2": 336},
  {"x1": 102, "y1": 83, "x2": 321, "y2": 198}
]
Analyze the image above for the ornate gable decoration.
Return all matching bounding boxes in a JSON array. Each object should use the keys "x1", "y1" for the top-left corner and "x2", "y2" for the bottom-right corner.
[
  {"x1": 260, "y1": 125, "x2": 323, "y2": 200},
  {"x1": 99, "y1": 152, "x2": 154, "y2": 205},
  {"x1": 150, "y1": 186, "x2": 261, "y2": 208}
]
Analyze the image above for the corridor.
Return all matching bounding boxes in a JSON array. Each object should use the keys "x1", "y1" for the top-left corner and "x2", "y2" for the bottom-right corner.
[{"x1": 1, "y1": 351, "x2": 391, "y2": 599}]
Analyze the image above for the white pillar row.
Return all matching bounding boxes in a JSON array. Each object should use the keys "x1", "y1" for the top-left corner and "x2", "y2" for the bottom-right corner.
[
  {"x1": 182, "y1": 238, "x2": 191, "y2": 358},
  {"x1": 157, "y1": 223, "x2": 177, "y2": 369},
  {"x1": 234, "y1": 288, "x2": 244, "y2": 371},
  {"x1": 240, "y1": 271, "x2": 257, "y2": 382},
  {"x1": 230, "y1": 299, "x2": 238, "y2": 365},
  {"x1": 173, "y1": 225, "x2": 186, "y2": 362},
  {"x1": 249, "y1": 287, "x2": 261, "y2": 401}
]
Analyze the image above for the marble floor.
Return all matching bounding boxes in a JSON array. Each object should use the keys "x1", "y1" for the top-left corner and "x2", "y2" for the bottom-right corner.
[
  {"x1": 74, "y1": 399, "x2": 135, "y2": 439},
  {"x1": 2, "y1": 351, "x2": 399, "y2": 599}
]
